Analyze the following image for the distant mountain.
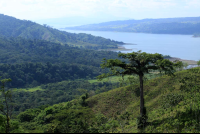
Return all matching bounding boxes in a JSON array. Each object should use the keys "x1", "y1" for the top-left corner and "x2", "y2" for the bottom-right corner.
[
  {"x1": 0, "y1": 14, "x2": 123, "y2": 50},
  {"x1": 63, "y1": 17, "x2": 200, "y2": 35}
]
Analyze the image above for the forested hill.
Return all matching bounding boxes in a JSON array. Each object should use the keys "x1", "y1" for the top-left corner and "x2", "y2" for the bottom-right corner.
[
  {"x1": 0, "y1": 14, "x2": 123, "y2": 50},
  {"x1": 64, "y1": 17, "x2": 200, "y2": 35},
  {"x1": 0, "y1": 37, "x2": 120, "y2": 87},
  {"x1": 0, "y1": 37, "x2": 119, "y2": 65}
]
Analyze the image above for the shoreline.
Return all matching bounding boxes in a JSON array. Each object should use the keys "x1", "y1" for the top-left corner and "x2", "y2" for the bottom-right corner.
[
  {"x1": 101, "y1": 44, "x2": 198, "y2": 66},
  {"x1": 166, "y1": 57, "x2": 197, "y2": 65},
  {"x1": 98, "y1": 44, "x2": 133, "y2": 51}
]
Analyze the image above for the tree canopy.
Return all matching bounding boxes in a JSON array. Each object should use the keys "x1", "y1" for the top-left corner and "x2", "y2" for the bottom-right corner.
[{"x1": 98, "y1": 50, "x2": 182, "y2": 79}]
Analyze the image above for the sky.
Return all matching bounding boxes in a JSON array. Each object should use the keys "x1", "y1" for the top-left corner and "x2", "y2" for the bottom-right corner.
[{"x1": 1, "y1": 0, "x2": 200, "y2": 28}]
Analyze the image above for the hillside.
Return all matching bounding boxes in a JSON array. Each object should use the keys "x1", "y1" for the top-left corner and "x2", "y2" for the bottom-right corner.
[
  {"x1": 0, "y1": 37, "x2": 122, "y2": 88},
  {"x1": 9, "y1": 67, "x2": 200, "y2": 133},
  {"x1": 0, "y1": 14, "x2": 124, "y2": 50},
  {"x1": 64, "y1": 17, "x2": 200, "y2": 35}
]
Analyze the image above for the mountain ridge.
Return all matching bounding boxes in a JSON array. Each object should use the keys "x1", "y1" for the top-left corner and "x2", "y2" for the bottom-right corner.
[
  {"x1": 63, "y1": 17, "x2": 200, "y2": 35},
  {"x1": 0, "y1": 14, "x2": 124, "y2": 50}
]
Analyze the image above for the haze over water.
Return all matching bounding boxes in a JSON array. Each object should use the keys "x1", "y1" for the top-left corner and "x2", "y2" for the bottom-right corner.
[{"x1": 64, "y1": 30, "x2": 200, "y2": 61}]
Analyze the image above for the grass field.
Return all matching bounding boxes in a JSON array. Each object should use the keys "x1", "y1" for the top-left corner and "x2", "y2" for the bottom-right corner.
[{"x1": 14, "y1": 86, "x2": 44, "y2": 92}]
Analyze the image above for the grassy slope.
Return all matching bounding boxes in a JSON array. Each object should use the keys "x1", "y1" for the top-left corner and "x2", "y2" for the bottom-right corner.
[
  {"x1": 86, "y1": 67, "x2": 200, "y2": 132},
  {"x1": 15, "y1": 86, "x2": 44, "y2": 92}
]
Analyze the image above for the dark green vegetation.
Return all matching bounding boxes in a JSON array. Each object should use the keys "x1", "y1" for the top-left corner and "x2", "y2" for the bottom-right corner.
[
  {"x1": 0, "y1": 37, "x2": 121, "y2": 88},
  {"x1": 64, "y1": 17, "x2": 200, "y2": 35},
  {"x1": 0, "y1": 14, "x2": 123, "y2": 50},
  {"x1": 11, "y1": 80, "x2": 119, "y2": 115},
  {"x1": 0, "y1": 78, "x2": 13, "y2": 133},
  {"x1": 1, "y1": 67, "x2": 199, "y2": 133}
]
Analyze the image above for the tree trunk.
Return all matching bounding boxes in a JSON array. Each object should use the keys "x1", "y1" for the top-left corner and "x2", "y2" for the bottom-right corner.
[
  {"x1": 139, "y1": 75, "x2": 144, "y2": 117},
  {"x1": 6, "y1": 116, "x2": 9, "y2": 133}
]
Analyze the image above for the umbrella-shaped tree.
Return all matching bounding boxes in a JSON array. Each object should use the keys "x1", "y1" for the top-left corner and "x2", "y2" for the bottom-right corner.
[{"x1": 97, "y1": 50, "x2": 182, "y2": 128}]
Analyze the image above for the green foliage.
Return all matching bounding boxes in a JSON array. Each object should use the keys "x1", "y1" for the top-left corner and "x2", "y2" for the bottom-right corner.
[
  {"x1": 98, "y1": 50, "x2": 182, "y2": 80},
  {"x1": 197, "y1": 60, "x2": 200, "y2": 66},
  {"x1": 161, "y1": 93, "x2": 183, "y2": 109},
  {"x1": 0, "y1": 78, "x2": 13, "y2": 133},
  {"x1": 9, "y1": 120, "x2": 25, "y2": 133},
  {"x1": 0, "y1": 36, "x2": 123, "y2": 88},
  {"x1": 17, "y1": 100, "x2": 97, "y2": 133},
  {"x1": 179, "y1": 68, "x2": 200, "y2": 92},
  {"x1": 18, "y1": 108, "x2": 41, "y2": 122},
  {"x1": 17, "y1": 100, "x2": 121, "y2": 133},
  {"x1": 80, "y1": 93, "x2": 89, "y2": 107},
  {"x1": 173, "y1": 61, "x2": 189, "y2": 71},
  {"x1": 0, "y1": 36, "x2": 120, "y2": 65},
  {"x1": 7, "y1": 80, "x2": 119, "y2": 115},
  {"x1": 0, "y1": 114, "x2": 6, "y2": 133},
  {"x1": 0, "y1": 62, "x2": 104, "y2": 88}
]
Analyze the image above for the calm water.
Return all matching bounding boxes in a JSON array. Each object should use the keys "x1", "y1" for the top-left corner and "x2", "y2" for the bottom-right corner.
[{"x1": 63, "y1": 30, "x2": 200, "y2": 61}]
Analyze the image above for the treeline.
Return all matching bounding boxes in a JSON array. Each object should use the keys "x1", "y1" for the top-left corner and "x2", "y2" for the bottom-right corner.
[
  {"x1": 0, "y1": 14, "x2": 123, "y2": 50},
  {"x1": 0, "y1": 62, "x2": 105, "y2": 88}
]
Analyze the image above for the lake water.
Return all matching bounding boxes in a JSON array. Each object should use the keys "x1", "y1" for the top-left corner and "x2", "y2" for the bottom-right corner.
[{"x1": 63, "y1": 29, "x2": 200, "y2": 61}]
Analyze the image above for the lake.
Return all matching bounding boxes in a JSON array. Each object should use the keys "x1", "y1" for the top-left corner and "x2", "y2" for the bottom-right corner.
[{"x1": 63, "y1": 30, "x2": 200, "y2": 61}]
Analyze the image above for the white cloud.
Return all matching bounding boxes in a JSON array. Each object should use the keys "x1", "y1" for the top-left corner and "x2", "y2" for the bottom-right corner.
[{"x1": 0, "y1": 0, "x2": 199, "y2": 21}]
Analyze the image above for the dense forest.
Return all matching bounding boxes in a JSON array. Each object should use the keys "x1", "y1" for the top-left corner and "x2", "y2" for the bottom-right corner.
[
  {"x1": 0, "y1": 36, "x2": 123, "y2": 88},
  {"x1": 64, "y1": 17, "x2": 200, "y2": 35},
  {"x1": 0, "y1": 37, "x2": 119, "y2": 65}
]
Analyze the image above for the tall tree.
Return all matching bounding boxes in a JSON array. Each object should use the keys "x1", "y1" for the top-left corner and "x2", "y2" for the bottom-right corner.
[
  {"x1": 0, "y1": 78, "x2": 13, "y2": 133},
  {"x1": 97, "y1": 50, "x2": 182, "y2": 128}
]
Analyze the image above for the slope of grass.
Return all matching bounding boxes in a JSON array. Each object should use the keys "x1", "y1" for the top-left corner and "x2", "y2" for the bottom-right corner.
[
  {"x1": 15, "y1": 86, "x2": 44, "y2": 92},
  {"x1": 86, "y1": 67, "x2": 200, "y2": 132}
]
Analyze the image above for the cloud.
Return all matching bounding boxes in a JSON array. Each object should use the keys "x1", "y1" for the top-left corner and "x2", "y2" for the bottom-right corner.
[{"x1": 0, "y1": 0, "x2": 199, "y2": 21}]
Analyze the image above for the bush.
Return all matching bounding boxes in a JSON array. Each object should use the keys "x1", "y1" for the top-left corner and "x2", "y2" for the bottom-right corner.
[{"x1": 161, "y1": 93, "x2": 183, "y2": 109}]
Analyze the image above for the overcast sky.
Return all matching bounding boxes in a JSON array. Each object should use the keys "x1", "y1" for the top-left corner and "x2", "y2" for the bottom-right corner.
[{"x1": 1, "y1": 0, "x2": 200, "y2": 27}]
